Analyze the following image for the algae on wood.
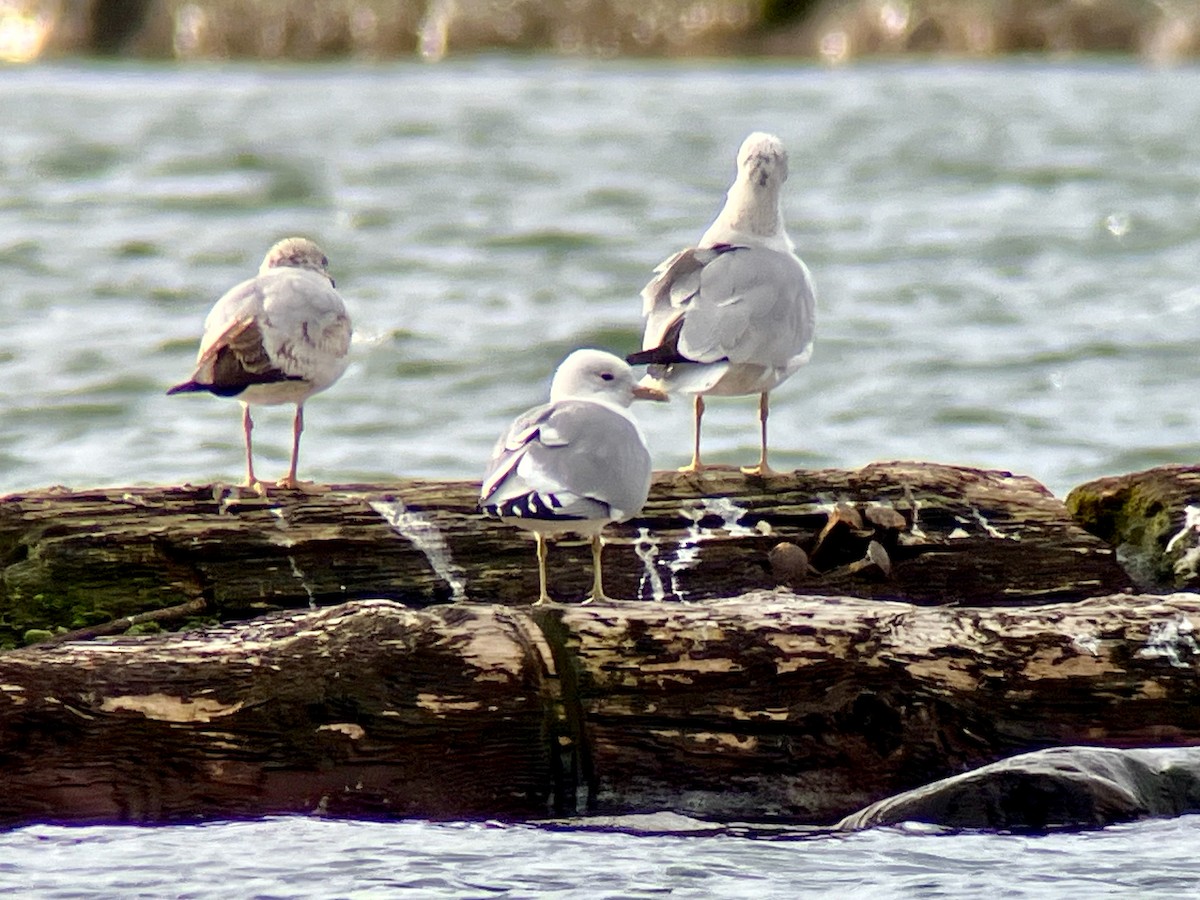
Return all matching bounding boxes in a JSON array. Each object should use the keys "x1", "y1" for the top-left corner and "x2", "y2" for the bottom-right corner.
[{"x1": 1067, "y1": 465, "x2": 1200, "y2": 591}]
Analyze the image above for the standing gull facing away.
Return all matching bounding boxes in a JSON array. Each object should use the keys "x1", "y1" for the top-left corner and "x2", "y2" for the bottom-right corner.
[
  {"x1": 627, "y1": 132, "x2": 817, "y2": 476},
  {"x1": 480, "y1": 349, "x2": 666, "y2": 605},
  {"x1": 167, "y1": 237, "x2": 352, "y2": 494}
]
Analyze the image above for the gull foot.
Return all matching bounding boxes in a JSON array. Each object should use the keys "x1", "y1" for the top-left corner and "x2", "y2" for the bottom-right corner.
[
  {"x1": 240, "y1": 479, "x2": 270, "y2": 498},
  {"x1": 274, "y1": 478, "x2": 331, "y2": 494},
  {"x1": 740, "y1": 463, "x2": 783, "y2": 477},
  {"x1": 677, "y1": 462, "x2": 739, "y2": 474}
]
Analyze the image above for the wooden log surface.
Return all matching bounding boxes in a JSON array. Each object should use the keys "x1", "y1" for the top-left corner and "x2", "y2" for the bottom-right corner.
[
  {"x1": 2, "y1": 591, "x2": 1199, "y2": 827},
  {"x1": 0, "y1": 601, "x2": 559, "y2": 824},
  {"x1": 0, "y1": 461, "x2": 1132, "y2": 645}
]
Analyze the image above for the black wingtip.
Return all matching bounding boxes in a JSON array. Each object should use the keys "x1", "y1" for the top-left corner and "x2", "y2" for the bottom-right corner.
[
  {"x1": 166, "y1": 380, "x2": 252, "y2": 398},
  {"x1": 627, "y1": 346, "x2": 687, "y2": 366},
  {"x1": 627, "y1": 314, "x2": 691, "y2": 367}
]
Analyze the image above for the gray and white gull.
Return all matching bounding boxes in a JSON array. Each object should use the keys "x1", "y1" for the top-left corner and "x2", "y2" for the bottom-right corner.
[
  {"x1": 627, "y1": 132, "x2": 816, "y2": 476},
  {"x1": 168, "y1": 237, "x2": 352, "y2": 493},
  {"x1": 480, "y1": 349, "x2": 666, "y2": 605}
]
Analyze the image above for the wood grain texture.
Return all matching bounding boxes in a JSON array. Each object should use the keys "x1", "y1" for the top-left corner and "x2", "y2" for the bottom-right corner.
[
  {"x1": 0, "y1": 601, "x2": 558, "y2": 824},
  {"x1": 2, "y1": 592, "x2": 1199, "y2": 826},
  {"x1": 541, "y1": 591, "x2": 1200, "y2": 822},
  {"x1": 1, "y1": 462, "x2": 1131, "y2": 644}
]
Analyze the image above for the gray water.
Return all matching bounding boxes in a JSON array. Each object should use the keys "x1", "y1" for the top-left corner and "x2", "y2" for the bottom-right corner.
[
  {"x1": 2, "y1": 814, "x2": 1200, "y2": 898},
  {"x1": 4, "y1": 59, "x2": 1200, "y2": 495},
  {"x1": 4, "y1": 58, "x2": 1200, "y2": 893}
]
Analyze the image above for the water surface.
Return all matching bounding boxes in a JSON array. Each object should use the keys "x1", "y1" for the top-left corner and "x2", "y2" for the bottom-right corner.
[
  {"x1": 3, "y1": 57, "x2": 1200, "y2": 895},
  {"x1": 3, "y1": 59, "x2": 1199, "y2": 496},
  {"x1": 2, "y1": 815, "x2": 1200, "y2": 898}
]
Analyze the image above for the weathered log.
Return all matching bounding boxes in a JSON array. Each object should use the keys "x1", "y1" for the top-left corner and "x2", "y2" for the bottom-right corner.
[
  {"x1": 0, "y1": 462, "x2": 1131, "y2": 645},
  {"x1": 1068, "y1": 465, "x2": 1200, "y2": 592},
  {"x1": 2, "y1": 592, "x2": 1199, "y2": 827},
  {"x1": 0, "y1": 601, "x2": 559, "y2": 825}
]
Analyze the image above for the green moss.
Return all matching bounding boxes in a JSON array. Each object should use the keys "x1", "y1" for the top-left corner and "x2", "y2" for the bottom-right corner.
[
  {"x1": 22, "y1": 629, "x2": 53, "y2": 645},
  {"x1": 71, "y1": 609, "x2": 114, "y2": 629},
  {"x1": 1067, "y1": 477, "x2": 1200, "y2": 590},
  {"x1": 125, "y1": 622, "x2": 163, "y2": 636},
  {"x1": 1, "y1": 572, "x2": 195, "y2": 648},
  {"x1": 1064, "y1": 484, "x2": 1119, "y2": 542}
]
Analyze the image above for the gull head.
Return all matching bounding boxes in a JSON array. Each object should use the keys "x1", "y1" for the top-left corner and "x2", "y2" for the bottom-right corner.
[
  {"x1": 260, "y1": 237, "x2": 334, "y2": 285},
  {"x1": 550, "y1": 349, "x2": 669, "y2": 407},
  {"x1": 737, "y1": 132, "x2": 789, "y2": 190}
]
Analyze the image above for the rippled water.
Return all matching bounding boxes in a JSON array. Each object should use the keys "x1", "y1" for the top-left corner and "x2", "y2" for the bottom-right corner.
[
  {"x1": 3, "y1": 59, "x2": 1200, "y2": 496},
  {"x1": 2, "y1": 815, "x2": 1200, "y2": 898},
  {"x1": 5, "y1": 58, "x2": 1200, "y2": 892}
]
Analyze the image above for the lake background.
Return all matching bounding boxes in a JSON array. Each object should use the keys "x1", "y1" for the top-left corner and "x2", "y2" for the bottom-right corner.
[
  {"x1": 2, "y1": 59, "x2": 1200, "y2": 497},
  {"x1": 4, "y1": 53, "x2": 1200, "y2": 895}
]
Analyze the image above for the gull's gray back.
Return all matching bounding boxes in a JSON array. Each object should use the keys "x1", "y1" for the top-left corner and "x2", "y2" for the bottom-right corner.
[
  {"x1": 483, "y1": 399, "x2": 652, "y2": 522},
  {"x1": 641, "y1": 244, "x2": 815, "y2": 392},
  {"x1": 202, "y1": 267, "x2": 351, "y2": 394}
]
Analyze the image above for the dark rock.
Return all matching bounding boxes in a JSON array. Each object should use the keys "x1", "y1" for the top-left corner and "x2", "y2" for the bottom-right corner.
[
  {"x1": 837, "y1": 746, "x2": 1200, "y2": 833},
  {"x1": 768, "y1": 541, "x2": 815, "y2": 585}
]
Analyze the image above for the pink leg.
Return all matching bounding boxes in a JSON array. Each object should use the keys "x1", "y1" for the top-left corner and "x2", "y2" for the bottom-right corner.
[
  {"x1": 741, "y1": 391, "x2": 779, "y2": 477},
  {"x1": 241, "y1": 403, "x2": 260, "y2": 490},
  {"x1": 278, "y1": 404, "x2": 305, "y2": 488},
  {"x1": 275, "y1": 404, "x2": 328, "y2": 492}
]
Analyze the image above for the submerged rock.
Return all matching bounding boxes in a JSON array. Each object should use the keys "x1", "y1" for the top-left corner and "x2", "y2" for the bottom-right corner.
[{"x1": 837, "y1": 746, "x2": 1200, "y2": 833}]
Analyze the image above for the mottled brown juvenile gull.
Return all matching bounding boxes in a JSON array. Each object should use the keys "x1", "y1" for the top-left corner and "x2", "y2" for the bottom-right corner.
[
  {"x1": 627, "y1": 132, "x2": 817, "y2": 476},
  {"x1": 168, "y1": 237, "x2": 352, "y2": 493},
  {"x1": 480, "y1": 349, "x2": 666, "y2": 605}
]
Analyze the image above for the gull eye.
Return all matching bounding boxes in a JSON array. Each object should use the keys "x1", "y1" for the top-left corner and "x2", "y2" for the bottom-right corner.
[{"x1": 600, "y1": 372, "x2": 615, "y2": 381}]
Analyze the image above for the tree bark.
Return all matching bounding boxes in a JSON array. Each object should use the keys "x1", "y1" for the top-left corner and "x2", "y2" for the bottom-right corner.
[
  {"x1": 0, "y1": 462, "x2": 1131, "y2": 645},
  {"x1": 2, "y1": 592, "x2": 1199, "y2": 827},
  {"x1": 0, "y1": 601, "x2": 560, "y2": 825}
]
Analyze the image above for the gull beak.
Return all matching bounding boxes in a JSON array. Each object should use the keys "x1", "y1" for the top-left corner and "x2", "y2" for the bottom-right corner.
[{"x1": 633, "y1": 384, "x2": 669, "y2": 402}]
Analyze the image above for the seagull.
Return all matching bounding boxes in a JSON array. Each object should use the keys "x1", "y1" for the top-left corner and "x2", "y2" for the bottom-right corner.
[
  {"x1": 480, "y1": 349, "x2": 666, "y2": 605},
  {"x1": 167, "y1": 237, "x2": 352, "y2": 494},
  {"x1": 627, "y1": 132, "x2": 817, "y2": 476}
]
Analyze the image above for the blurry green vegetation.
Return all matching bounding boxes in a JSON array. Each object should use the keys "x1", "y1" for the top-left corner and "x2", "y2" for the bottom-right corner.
[{"x1": 2, "y1": 0, "x2": 1198, "y2": 63}]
